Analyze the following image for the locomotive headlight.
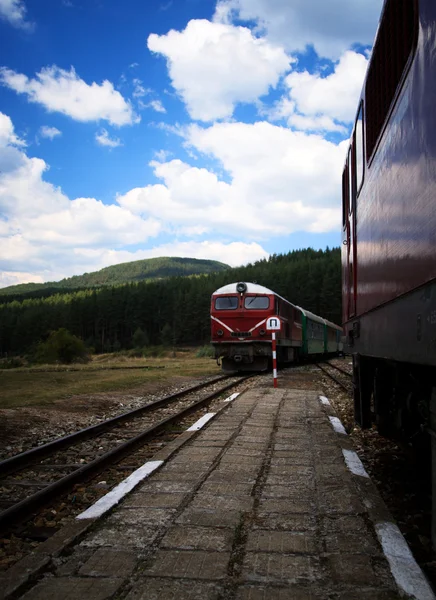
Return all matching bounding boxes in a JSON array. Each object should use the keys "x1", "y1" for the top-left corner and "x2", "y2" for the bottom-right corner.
[
  {"x1": 217, "y1": 329, "x2": 224, "y2": 336},
  {"x1": 259, "y1": 329, "x2": 266, "y2": 336},
  {"x1": 236, "y1": 282, "x2": 247, "y2": 293}
]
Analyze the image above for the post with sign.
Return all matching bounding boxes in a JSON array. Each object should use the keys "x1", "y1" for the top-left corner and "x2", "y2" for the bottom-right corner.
[{"x1": 266, "y1": 317, "x2": 281, "y2": 388}]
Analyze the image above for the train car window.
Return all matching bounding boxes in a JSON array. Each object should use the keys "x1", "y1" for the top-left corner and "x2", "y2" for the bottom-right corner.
[
  {"x1": 215, "y1": 296, "x2": 238, "y2": 310},
  {"x1": 348, "y1": 144, "x2": 355, "y2": 215},
  {"x1": 342, "y1": 166, "x2": 348, "y2": 228},
  {"x1": 365, "y1": 0, "x2": 418, "y2": 160},
  {"x1": 355, "y1": 103, "x2": 364, "y2": 193},
  {"x1": 244, "y1": 296, "x2": 270, "y2": 310}
]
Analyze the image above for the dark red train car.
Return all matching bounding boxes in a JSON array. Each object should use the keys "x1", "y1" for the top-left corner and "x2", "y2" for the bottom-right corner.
[{"x1": 342, "y1": 0, "x2": 436, "y2": 541}]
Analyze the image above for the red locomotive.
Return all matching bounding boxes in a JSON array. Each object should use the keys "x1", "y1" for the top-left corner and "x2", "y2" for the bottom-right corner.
[
  {"x1": 211, "y1": 282, "x2": 342, "y2": 372},
  {"x1": 341, "y1": 0, "x2": 436, "y2": 541}
]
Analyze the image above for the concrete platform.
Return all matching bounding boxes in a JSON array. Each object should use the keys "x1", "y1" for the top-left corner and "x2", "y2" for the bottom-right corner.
[{"x1": 13, "y1": 388, "x2": 436, "y2": 599}]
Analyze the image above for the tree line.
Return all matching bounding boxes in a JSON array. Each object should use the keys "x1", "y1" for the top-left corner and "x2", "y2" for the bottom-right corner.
[{"x1": 0, "y1": 248, "x2": 341, "y2": 355}]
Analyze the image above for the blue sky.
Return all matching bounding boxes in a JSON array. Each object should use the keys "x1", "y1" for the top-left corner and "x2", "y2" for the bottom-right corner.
[{"x1": 0, "y1": 0, "x2": 383, "y2": 287}]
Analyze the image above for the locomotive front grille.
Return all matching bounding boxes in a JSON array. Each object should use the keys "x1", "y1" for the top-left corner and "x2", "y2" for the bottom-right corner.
[{"x1": 231, "y1": 331, "x2": 252, "y2": 337}]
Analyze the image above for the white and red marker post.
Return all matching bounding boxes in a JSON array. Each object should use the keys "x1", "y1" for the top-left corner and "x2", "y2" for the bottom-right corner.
[{"x1": 266, "y1": 317, "x2": 281, "y2": 388}]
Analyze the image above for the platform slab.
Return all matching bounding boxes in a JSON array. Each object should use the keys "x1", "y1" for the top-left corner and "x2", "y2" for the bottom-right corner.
[{"x1": 13, "y1": 385, "x2": 432, "y2": 600}]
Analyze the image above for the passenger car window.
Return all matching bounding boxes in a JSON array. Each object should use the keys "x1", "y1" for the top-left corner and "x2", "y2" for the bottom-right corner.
[
  {"x1": 215, "y1": 296, "x2": 238, "y2": 310},
  {"x1": 355, "y1": 104, "x2": 364, "y2": 193},
  {"x1": 244, "y1": 296, "x2": 269, "y2": 309}
]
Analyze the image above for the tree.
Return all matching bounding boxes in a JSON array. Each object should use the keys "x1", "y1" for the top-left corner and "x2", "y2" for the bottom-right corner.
[
  {"x1": 160, "y1": 323, "x2": 173, "y2": 347},
  {"x1": 34, "y1": 328, "x2": 89, "y2": 364},
  {"x1": 132, "y1": 327, "x2": 149, "y2": 348}
]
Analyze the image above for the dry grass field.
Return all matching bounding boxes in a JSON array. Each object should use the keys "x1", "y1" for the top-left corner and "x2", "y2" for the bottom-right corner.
[{"x1": 0, "y1": 350, "x2": 221, "y2": 410}]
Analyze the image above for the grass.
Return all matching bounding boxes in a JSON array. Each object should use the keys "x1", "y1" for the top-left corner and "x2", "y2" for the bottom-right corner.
[{"x1": 0, "y1": 351, "x2": 220, "y2": 409}]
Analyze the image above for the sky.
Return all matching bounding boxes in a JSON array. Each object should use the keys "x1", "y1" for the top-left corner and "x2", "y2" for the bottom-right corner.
[{"x1": 0, "y1": 0, "x2": 383, "y2": 288}]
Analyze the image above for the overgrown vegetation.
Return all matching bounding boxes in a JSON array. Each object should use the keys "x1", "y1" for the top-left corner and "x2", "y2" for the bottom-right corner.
[
  {"x1": 34, "y1": 328, "x2": 90, "y2": 364},
  {"x1": 196, "y1": 345, "x2": 215, "y2": 358},
  {"x1": 0, "y1": 248, "x2": 341, "y2": 356}
]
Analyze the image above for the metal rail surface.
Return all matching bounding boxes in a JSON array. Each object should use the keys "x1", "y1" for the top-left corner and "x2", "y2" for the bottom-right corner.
[
  {"x1": 0, "y1": 374, "x2": 232, "y2": 478},
  {"x1": 0, "y1": 375, "x2": 252, "y2": 531},
  {"x1": 316, "y1": 363, "x2": 353, "y2": 393},
  {"x1": 324, "y1": 361, "x2": 353, "y2": 378}
]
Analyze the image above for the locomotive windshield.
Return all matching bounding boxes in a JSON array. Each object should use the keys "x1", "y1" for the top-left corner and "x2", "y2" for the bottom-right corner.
[
  {"x1": 215, "y1": 296, "x2": 238, "y2": 310},
  {"x1": 244, "y1": 296, "x2": 269, "y2": 309}
]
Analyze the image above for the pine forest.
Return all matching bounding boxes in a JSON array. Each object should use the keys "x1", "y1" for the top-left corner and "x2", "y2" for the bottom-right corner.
[{"x1": 0, "y1": 248, "x2": 341, "y2": 356}]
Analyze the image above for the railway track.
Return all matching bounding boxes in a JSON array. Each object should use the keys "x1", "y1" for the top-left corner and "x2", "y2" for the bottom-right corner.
[
  {"x1": 0, "y1": 374, "x2": 251, "y2": 533},
  {"x1": 316, "y1": 360, "x2": 353, "y2": 393}
]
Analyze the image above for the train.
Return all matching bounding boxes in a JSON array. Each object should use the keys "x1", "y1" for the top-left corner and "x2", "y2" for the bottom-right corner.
[
  {"x1": 341, "y1": 0, "x2": 436, "y2": 544},
  {"x1": 211, "y1": 282, "x2": 342, "y2": 372}
]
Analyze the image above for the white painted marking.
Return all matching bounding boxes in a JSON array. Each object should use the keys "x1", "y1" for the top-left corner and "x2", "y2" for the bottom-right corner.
[
  {"x1": 319, "y1": 395, "x2": 330, "y2": 405},
  {"x1": 224, "y1": 393, "x2": 240, "y2": 403},
  {"x1": 342, "y1": 448, "x2": 369, "y2": 478},
  {"x1": 376, "y1": 522, "x2": 435, "y2": 600},
  {"x1": 187, "y1": 413, "x2": 216, "y2": 431},
  {"x1": 211, "y1": 315, "x2": 234, "y2": 333},
  {"x1": 273, "y1": 368, "x2": 277, "y2": 378},
  {"x1": 272, "y1": 351, "x2": 277, "y2": 359},
  {"x1": 249, "y1": 318, "x2": 267, "y2": 333},
  {"x1": 329, "y1": 416, "x2": 347, "y2": 435},
  {"x1": 76, "y1": 460, "x2": 163, "y2": 519}
]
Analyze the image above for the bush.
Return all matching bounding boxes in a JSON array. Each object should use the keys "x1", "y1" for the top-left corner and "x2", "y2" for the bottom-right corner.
[
  {"x1": 142, "y1": 346, "x2": 166, "y2": 358},
  {"x1": 34, "y1": 328, "x2": 90, "y2": 364},
  {"x1": 0, "y1": 356, "x2": 27, "y2": 369},
  {"x1": 195, "y1": 345, "x2": 215, "y2": 358}
]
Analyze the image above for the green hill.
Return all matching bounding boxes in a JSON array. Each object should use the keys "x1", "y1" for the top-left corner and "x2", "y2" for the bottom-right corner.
[
  {"x1": 0, "y1": 248, "x2": 341, "y2": 355},
  {"x1": 0, "y1": 257, "x2": 230, "y2": 298}
]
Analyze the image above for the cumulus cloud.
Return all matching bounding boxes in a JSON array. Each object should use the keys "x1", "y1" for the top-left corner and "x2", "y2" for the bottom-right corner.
[
  {"x1": 0, "y1": 0, "x2": 32, "y2": 30},
  {"x1": 95, "y1": 129, "x2": 122, "y2": 148},
  {"x1": 117, "y1": 121, "x2": 345, "y2": 239},
  {"x1": 0, "y1": 112, "x2": 270, "y2": 285},
  {"x1": 147, "y1": 99, "x2": 166, "y2": 113},
  {"x1": 147, "y1": 19, "x2": 291, "y2": 121},
  {"x1": 274, "y1": 51, "x2": 368, "y2": 130},
  {"x1": 0, "y1": 270, "x2": 44, "y2": 288},
  {"x1": 0, "y1": 110, "x2": 347, "y2": 286},
  {"x1": 0, "y1": 66, "x2": 138, "y2": 126},
  {"x1": 268, "y1": 51, "x2": 368, "y2": 132},
  {"x1": 214, "y1": 0, "x2": 383, "y2": 59},
  {"x1": 0, "y1": 112, "x2": 26, "y2": 147},
  {"x1": 0, "y1": 111, "x2": 161, "y2": 283},
  {"x1": 39, "y1": 125, "x2": 62, "y2": 140}
]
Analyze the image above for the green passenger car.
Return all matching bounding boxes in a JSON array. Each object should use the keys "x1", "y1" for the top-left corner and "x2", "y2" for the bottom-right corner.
[{"x1": 300, "y1": 309, "x2": 343, "y2": 357}]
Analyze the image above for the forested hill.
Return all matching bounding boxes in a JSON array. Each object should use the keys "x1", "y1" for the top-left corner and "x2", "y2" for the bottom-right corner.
[
  {"x1": 0, "y1": 257, "x2": 230, "y2": 300},
  {"x1": 0, "y1": 248, "x2": 341, "y2": 355}
]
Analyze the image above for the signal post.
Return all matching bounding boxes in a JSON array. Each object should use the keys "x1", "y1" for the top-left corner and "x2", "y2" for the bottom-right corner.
[{"x1": 266, "y1": 317, "x2": 281, "y2": 388}]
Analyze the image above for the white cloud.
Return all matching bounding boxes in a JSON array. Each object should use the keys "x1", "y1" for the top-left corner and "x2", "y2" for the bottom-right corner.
[
  {"x1": 148, "y1": 99, "x2": 166, "y2": 113},
  {"x1": 117, "y1": 121, "x2": 345, "y2": 239},
  {"x1": 132, "y1": 78, "x2": 149, "y2": 98},
  {"x1": 95, "y1": 128, "x2": 122, "y2": 148},
  {"x1": 147, "y1": 19, "x2": 291, "y2": 121},
  {"x1": 0, "y1": 270, "x2": 43, "y2": 288},
  {"x1": 0, "y1": 112, "x2": 345, "y2": 286},
  {"x1": 214, "y1": 0, "x2": 383, "y2": 59},
  {"x1": 154, "y1": 149, "x2": 172, "y2": 162},
  {"x1": 0, "y1": 0, "x2": 32, "y2": 29},
  {"x1": 0, "y1": 66, "x2": 138, "y2": 126},
  {"x1": 275, "y1": 51, "x2": 368, "y2": 130},
  {"x1": 0, "y1": 112, "x2": 162, "y2": 283},
  {"x1": 0, "y1": 112, "x2": 26, "y2": 147},
  {"x1": 39, "y1": 125, "x2": 62, "y2": 140}
]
